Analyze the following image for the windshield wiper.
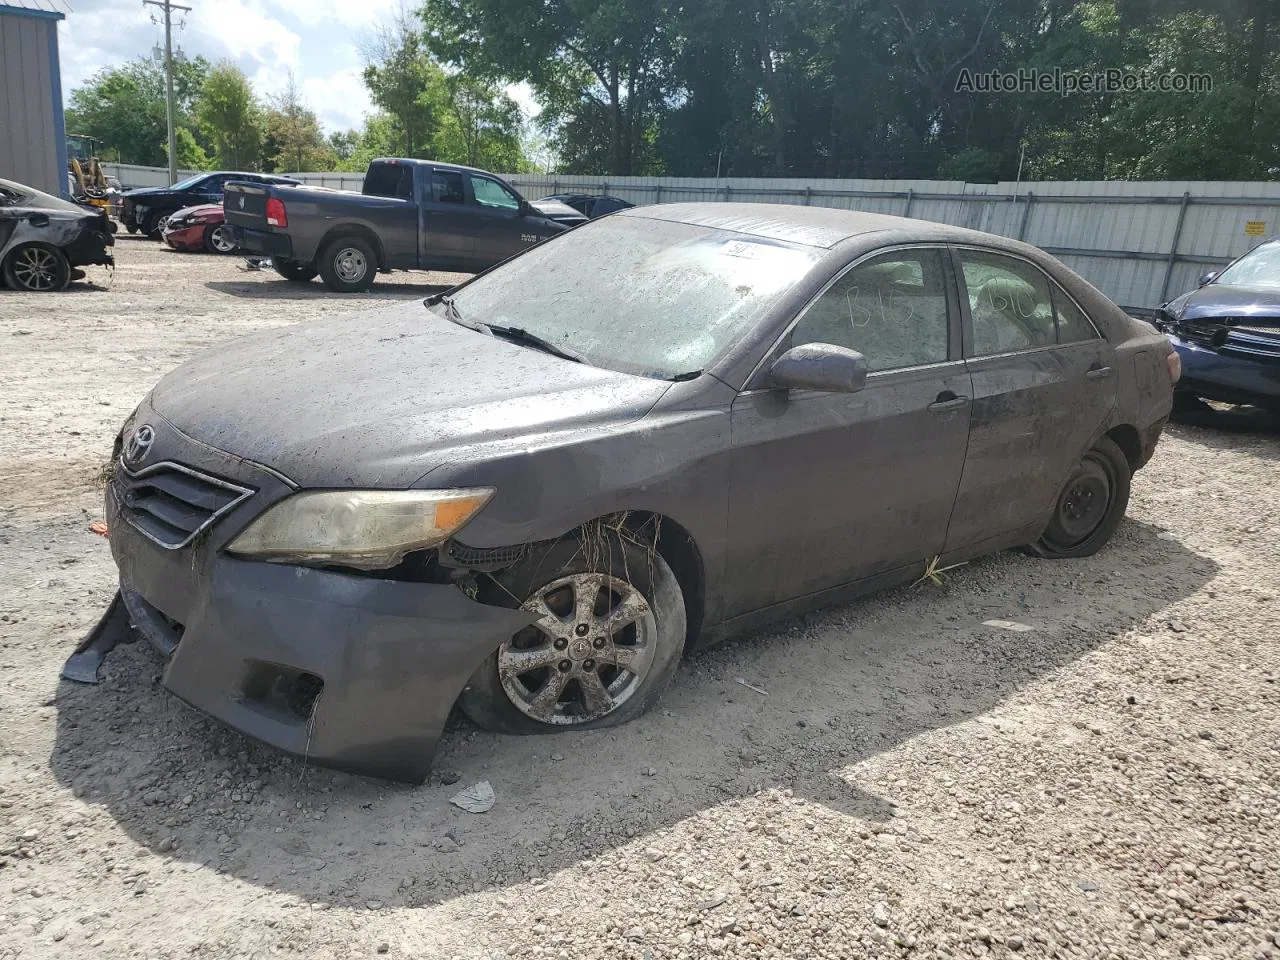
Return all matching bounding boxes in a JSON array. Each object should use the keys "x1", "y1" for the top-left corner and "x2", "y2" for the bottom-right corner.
[
  {"x1": 438, "y1": 295, "x2": 490, "y2": 333},
  {"x1": 486, "y1": 325, "x2": 586, "y2": 364}
]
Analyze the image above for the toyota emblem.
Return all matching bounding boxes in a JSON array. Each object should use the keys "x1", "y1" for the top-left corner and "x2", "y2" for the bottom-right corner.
[{"x1": 124, "y1": 424, "x2": 155, "y2": 465}]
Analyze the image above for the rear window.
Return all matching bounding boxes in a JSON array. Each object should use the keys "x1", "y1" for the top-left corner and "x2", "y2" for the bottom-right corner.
[{"x1": 364, "y1": 164, "x2": 415, "y2": 200}]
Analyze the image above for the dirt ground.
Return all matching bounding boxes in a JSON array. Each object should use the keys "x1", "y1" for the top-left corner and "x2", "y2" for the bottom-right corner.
[{"x1": 0, "y1": 239, "x2": 1277, "y2": 960}]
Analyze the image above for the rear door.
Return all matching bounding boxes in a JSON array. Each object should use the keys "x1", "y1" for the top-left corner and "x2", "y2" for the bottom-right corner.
[
  {"x1": 944, "y1": 246, "x2": 1118, "y2": 553},
  {"x1": 723, "y1": 246, "x2": 972, "y2": 616},
  {"x1": 465, "y1": 172, "x2": 530, "y2": 265},
  {"x1": 418, "y1": 168, "x2": 478, "y2": 270}
]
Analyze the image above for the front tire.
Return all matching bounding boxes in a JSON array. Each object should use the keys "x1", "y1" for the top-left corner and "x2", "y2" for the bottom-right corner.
[
  {"x1": 125, "y1": 223, "x2": 139, "y2": 235},
  {"x1": 3, "y1": 243, "x2": 71, "y2": 292},
  {"x1": 317, "y1": 236, "x2": 376, "y2": 292},
  {"x1": 143, "y1": 212, "x2": 169, "y2": 239},
  {"x1": 272, "y1": 259, "x2": 318, "y2": 283},
  {"x1": 1032, "y1": 436, "x2": 1131, "y2": 559},
  {"x1": 458, "y1": 530, "x2": 686, "y2": 734},
  {"x1": 204, "y1": 222, "x2": 237, "y2": 254}
]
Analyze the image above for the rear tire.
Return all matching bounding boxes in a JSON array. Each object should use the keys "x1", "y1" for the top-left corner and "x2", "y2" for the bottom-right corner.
[
  {"x1": 1032, "y1": 436, "x2": 1131, "y2": 559},
  {"x1": 203, "y1": 222, "x2": 237, "y2": 254},
  {"x1": 272, "y1": 259, "x2": 318, "y2": 283},
  {"x1": 317, "y1": 236, "x2": 376, "y2": 292},
  {"x1": 3, "y1": 243, "x2": 70, "y2": 292},
  {"x1": 458, "y1": 530, "x2": 686, "y2": 735}
]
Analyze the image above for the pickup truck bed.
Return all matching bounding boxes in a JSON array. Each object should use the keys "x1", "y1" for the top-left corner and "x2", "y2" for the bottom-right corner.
[{"x1": 223, "y1": 158, "x2": 586, "y2": 292}]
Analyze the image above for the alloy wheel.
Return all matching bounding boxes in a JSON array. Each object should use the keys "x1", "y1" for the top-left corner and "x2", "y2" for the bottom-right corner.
[
  {"x1": 11, "y1": 247, "x2": 61, "y2": 291},
  {"x1": 497, "y1": 572, "x2": 656, "y2": 725},
  {"x1": 209, "y1": 224, "x2": 235, "y2": 253}
]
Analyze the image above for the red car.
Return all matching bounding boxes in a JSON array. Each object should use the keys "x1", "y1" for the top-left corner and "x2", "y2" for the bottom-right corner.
[{"x1": 161, "y1": 203, "x2": 238, "y2": 254}]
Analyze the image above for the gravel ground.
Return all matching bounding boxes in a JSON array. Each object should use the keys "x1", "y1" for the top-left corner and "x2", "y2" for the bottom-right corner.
[{"x1": 1, "y1": 240, "x2": 1278, "y2": 960}]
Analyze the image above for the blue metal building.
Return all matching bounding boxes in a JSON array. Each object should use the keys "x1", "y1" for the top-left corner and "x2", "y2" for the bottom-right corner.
[{"x1": 0, "y1": 0, "x2": 72, "y2": 197}]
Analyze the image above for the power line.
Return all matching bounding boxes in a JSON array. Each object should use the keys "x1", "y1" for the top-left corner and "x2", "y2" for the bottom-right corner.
[{"x1": 143, "y1": 0, "x2": 192, "y2": 185}]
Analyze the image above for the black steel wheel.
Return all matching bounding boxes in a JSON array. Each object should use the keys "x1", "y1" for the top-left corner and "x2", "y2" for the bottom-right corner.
[
  {"x1": 1033, "y1": 436, "x2": 1131, "y2": 559},
  {"x1": 272, "y1": 259, "x2": 318, "y2": 283},
  {"x1": 2, "y1": 243, "x2": 71, "y2": 292},
  {"x1": 204, "y1": 222, "x2": 237, "y2": 254},
  {"x1": 458, "y1": 530, "x2": 686, "y2": 734}
]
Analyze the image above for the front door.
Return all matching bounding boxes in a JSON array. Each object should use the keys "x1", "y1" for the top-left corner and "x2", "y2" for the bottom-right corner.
[
  {"x1": 723, "y1": 247, "x2": 972, "y2": 617},
  {"x1": 944, "y1": 246, "x2": 1119, "y2": 552},
  {"x1": 465, "y1": 173, "x2": 532, "y2": 266}
]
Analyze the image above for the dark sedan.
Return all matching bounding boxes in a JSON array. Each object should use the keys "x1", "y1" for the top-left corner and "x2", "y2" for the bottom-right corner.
[
  {"x1": 1156, "y1": 239, "x2": 1280, "y2": 412},
  {"x1": 75, "y1": 204, "x2": 1176, "y2": 782},
  {"x1": 0, "y1": 177, "x2": 114, "y2": 292},
  {"x1": 538, "y1": 193, "x2": 635, "y2": 219},
  {"x1": 120, "y1": 171, "x2": 301, "y2": 238}
]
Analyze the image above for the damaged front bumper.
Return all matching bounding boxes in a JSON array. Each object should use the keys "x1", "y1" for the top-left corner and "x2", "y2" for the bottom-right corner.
[
  {"x1": 71, "y1": 412, "x2": 533, "y2": 784},
  {"x1": 1163, "y1": 325, "x2": 1280, "y2": 409}
]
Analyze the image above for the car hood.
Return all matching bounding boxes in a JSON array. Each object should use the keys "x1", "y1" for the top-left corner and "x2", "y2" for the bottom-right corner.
[
  {"x1": 122, "y1": 187, "x2": 173, "y2": 200},
  {"x1": 148, "y1": 303, "x2": 670, "y2": 488},
  {"x1": 529, "y1": 198, "x2": 588, "y2": 224},
  {"x1": 170, "y1": 203, "x2": 222, "y2": 220},
  {"x1": 1166, "y1": 284, "x2": 1280, "y2": 322}
]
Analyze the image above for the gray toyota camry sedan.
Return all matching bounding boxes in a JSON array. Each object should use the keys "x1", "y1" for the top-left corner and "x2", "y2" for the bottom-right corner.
[{"x1": 78, "y1": 203, "x2": 1178, "y2": 782}]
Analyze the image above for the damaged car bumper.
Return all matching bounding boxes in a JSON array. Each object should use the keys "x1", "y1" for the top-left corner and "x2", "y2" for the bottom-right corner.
[
  {"x1": 94, "y1": 410, "x2": 532, "y2": 783},
  {"x1": 1163, "y1": 323, "x2": 1280, "y2": 409}
]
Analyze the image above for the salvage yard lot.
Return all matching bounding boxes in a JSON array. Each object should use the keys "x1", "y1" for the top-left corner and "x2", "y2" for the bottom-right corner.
[{"x1": 1, "y1": 238, "x2": 1278, "y2": 960}]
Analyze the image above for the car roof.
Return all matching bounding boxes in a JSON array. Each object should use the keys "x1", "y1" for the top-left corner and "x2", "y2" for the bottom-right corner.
[
  {"x1": 369, "y1": 157, "x2": 504, "y2": 178},
  {"x1": 618, "y1": 202, "x2": 1018, "y2": 251}
]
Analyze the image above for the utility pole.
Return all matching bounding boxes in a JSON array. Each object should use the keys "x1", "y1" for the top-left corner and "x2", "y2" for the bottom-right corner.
[{"x1": 143, "y1": 0, "x2": 191, "y2": 186}]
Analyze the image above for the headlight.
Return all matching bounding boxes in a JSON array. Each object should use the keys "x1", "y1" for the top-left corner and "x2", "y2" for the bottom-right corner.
[{"x1": 226, "y1": 488, "x2": 495, "y2": 569}]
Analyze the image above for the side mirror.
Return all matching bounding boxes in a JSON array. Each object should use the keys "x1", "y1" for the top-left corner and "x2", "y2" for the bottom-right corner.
[
  {"x1": 518, "y1": 199, "x2": 536, "y2": 217},
  {"x1": 767, "y1": 343, "x2": 868, "y2": 394},
  {"x1": 1198, "y1": 270, "x2": 1218, "y2": 287}
]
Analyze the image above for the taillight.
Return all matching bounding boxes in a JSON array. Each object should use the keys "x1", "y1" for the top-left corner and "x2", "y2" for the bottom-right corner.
[
  {"x1": 1166, "y1": 350, "x2": 1181, "y2": 383},
  {"x1": 266, "y1": 197, "x2": 288, "y2": 228}
]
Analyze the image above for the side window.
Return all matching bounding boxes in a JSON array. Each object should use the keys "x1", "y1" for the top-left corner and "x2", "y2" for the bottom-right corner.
[
  {"x1": 789, "y1": 249, "x2": 951, "y2": 372},
  {"x1": 958, "y1": 250, "x2": 1056, "y2": 355},
  {"x1": 200, "y1": 175, "x2": 227, "y2": 195},
  {"x1": 365, "y1": 164, "x2": 415, "y2": 200},
  {"x1": 433, "y1": 171, "x2": 466, "y2": 205},
  {"x1": 469, "y1": 175, "x2": 521, "y2": 211},
  {"x1": 1052, "y1": 284, "x2": 1101, "y2": 343}
]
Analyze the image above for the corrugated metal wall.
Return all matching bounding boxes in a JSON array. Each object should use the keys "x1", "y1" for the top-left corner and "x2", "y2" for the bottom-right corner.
[
  {"x1": 104, "y1": 162, "x2": 1280, "y2": 312},
  {"x1": 0, "y1": 11, "x2": 60, "y2": 196}
]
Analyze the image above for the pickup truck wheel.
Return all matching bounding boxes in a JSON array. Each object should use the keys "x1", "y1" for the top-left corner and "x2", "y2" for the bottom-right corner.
[
  {"x1": 318, "y1": 237, "x2": 376, "y2": 292},
  {"x1": 272, "y1": 259, "x2": 317, "y2": 283}
]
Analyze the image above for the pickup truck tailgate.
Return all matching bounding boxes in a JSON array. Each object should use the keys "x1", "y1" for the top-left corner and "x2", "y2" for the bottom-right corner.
[{"x1": 223, "y1": 182, "x2": 269, "y2": 229}]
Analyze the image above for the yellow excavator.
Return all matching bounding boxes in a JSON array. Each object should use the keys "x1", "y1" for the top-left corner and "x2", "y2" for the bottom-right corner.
[{"x1": 66, "y1": 134, "x2": 113, "y2": 214}]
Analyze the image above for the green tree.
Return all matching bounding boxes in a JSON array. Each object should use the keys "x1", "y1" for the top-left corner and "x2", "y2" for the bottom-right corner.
[
  {"x1": 422, "y1": 0, "x2": 673, "y2": 175},
  {"x1": 64, "y1": 55, "x2": 209, "y2": 166},
  {"x1": 433, "y1": 74, "x2": 527, "y2": 170},
  {"x1": 197, "y1": 62, "x2": 263, "y2": 170},
  {"x1": 262, "y1": 73, "x2": 337, "y2": 172},
  {"x1": 166, "y1": 126, "x2": 212, "y2": 170},
  {"x1": 362, "y1": 9, "x2": 443, "y2": 156}
]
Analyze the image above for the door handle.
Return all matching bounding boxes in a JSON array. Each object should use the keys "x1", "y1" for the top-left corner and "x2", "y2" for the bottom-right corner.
[
  {"x1": 1086, "y1": 366, "x2": 1112, "y2": 381},
  {"x1": 928, "y1": 392, "x2": 970, "y2": 412}
]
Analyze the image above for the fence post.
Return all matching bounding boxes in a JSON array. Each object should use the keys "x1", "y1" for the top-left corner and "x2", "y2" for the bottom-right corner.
[
  {"x1": 1159, "y1": 192, "x2": 1193, "y2": 305},
  {"x1": 1017, "y1": 192, "x2": 1035, "y2": 241},
  {"x1": 903, "y1": 189, "x2": 914, "y2": 218},
  {"x1": 804, "y1": 186, "x2": 812, "y2": 205},
  {"x1": 654, "y1": 184, "x2": 662, "y2": 204}
]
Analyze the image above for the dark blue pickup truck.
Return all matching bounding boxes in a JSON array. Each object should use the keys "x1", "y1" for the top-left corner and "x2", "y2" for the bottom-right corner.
[{"x1": 223, "y1": 158, "x2": 586, "y2": 292}]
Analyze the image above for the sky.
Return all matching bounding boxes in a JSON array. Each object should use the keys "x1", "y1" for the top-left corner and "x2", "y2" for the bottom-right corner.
[{"x1": 56, "y1": 0, "x2": 539, "y2": 135}]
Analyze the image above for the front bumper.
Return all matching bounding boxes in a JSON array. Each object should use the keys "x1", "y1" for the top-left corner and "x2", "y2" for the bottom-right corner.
[
  {"x1": 101, "y1": 410, "x2": 532, "y2": 783},
  {"x1": 231, "y1": 226, "x2": 294, "y2": 259},
  {"x1": 163, "y1": 223, "x2": 206, "y2": 251},
  {"x1": 1168, "y1": 335, "x2": 1280, "y2": 409}
]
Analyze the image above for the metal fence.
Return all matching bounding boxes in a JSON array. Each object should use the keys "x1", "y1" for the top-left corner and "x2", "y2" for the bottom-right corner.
[{"x1": 104, "y1": 162, "x2": 1280, "y2": 313}]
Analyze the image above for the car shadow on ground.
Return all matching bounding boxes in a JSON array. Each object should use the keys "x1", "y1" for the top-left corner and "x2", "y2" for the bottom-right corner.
[
  {"x1": 1169, "y1": 403, "x2": 1280, "y2": 460},
  {"x1": 203, "y1": 278, "x2": 460, "y2": 302},
  {"x1": 49, "y1": 518, "x2": 1216, "y2": 909}
]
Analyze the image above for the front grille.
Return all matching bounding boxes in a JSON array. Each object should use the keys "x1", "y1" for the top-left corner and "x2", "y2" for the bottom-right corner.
[
  {"x1": 112, "y1": 459, "x2": 254, "y2": 549},
  {"x1": 1175, "y1": 319, "x2": 1280, "y2": 363}
]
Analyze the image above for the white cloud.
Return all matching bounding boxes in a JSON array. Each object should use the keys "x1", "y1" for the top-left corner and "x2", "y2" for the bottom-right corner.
[{"x1": 302, "y1": 64, "x2": 376, "y2": 133}]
